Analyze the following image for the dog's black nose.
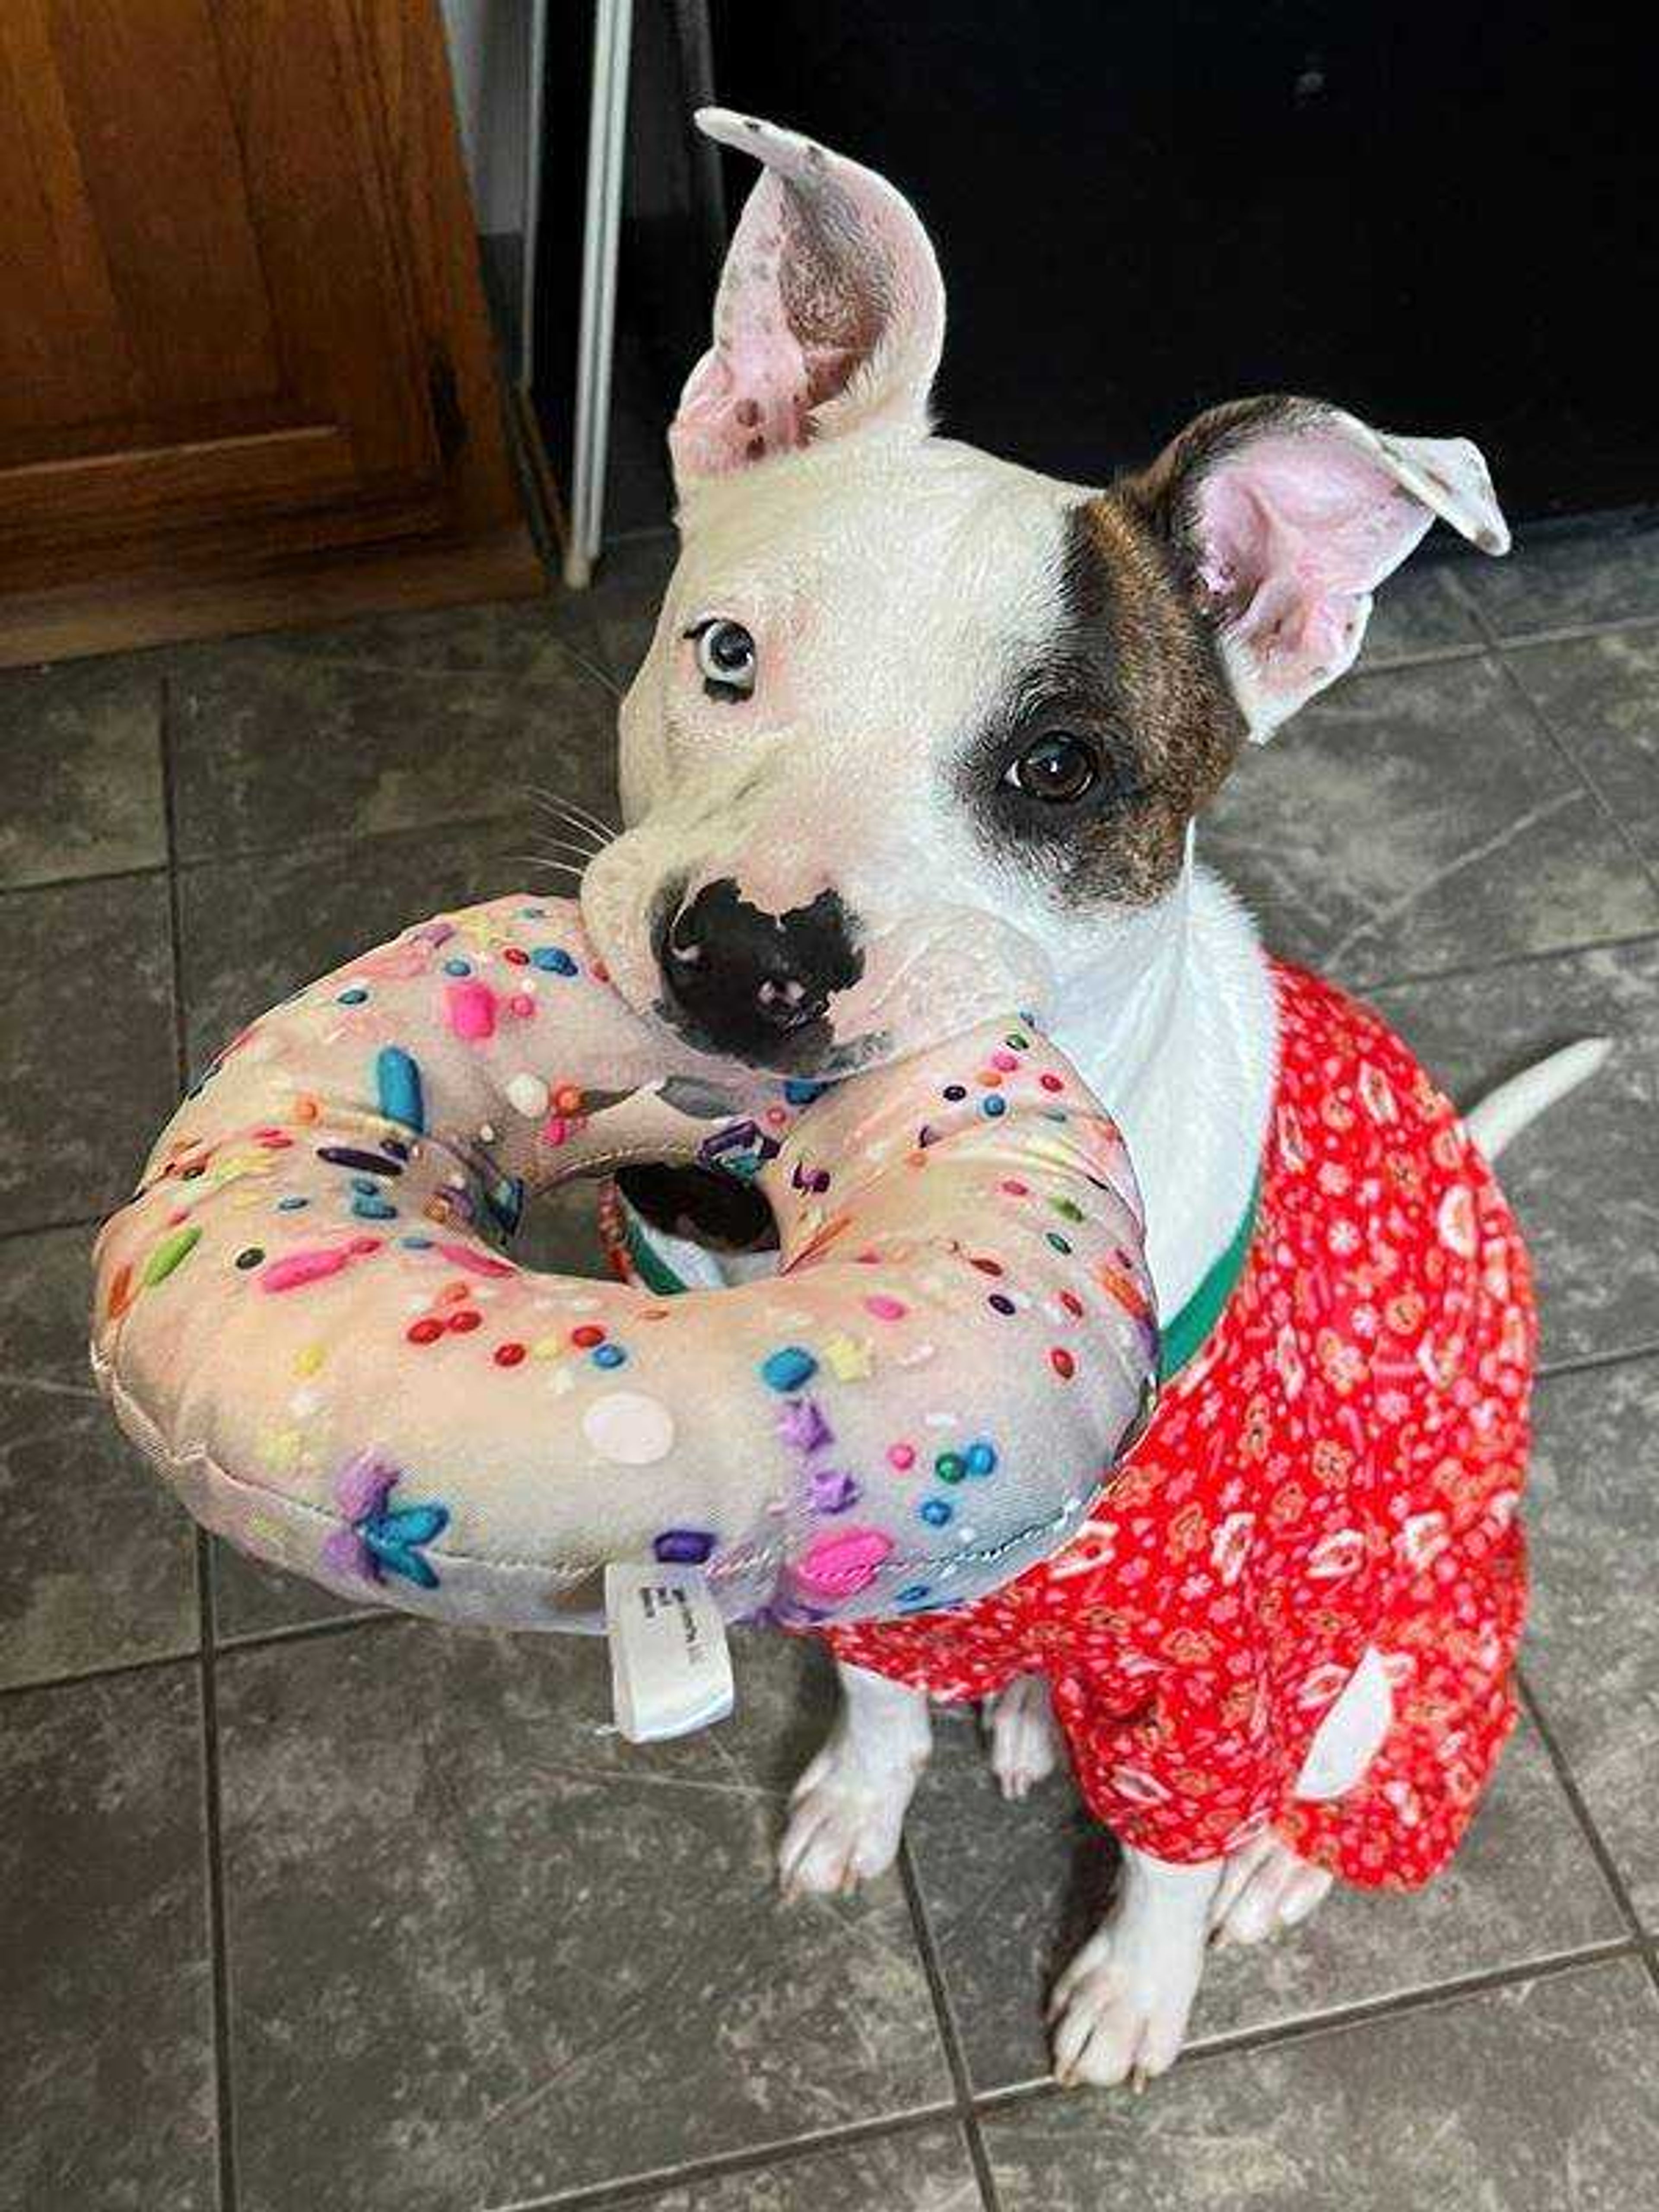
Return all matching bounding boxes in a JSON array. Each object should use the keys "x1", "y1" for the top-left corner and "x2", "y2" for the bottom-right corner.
[{"x1": 657, "y1": 877, "x2": 863, "y2": 1064}]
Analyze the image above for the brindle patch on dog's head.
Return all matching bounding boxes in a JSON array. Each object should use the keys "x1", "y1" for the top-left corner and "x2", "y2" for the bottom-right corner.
[{"x1": 957, "y1": 486, "x2": 1247, "y2": 908}]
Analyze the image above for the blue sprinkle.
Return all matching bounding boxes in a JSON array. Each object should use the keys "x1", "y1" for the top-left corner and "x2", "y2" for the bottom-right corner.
[
  {"x1": 518, "y1": 906, "x2": 547, "y2": 919},
  {"x1": 981, "y1": 1094, "x2": 1007, "y2": 1118},
  {"x1": 761, "y1": 1346, "x2": 818, "y2": 1392},
  {"x1": 1043, "y1": 1107, "x2": 1069, "y2": 1124},
  {"x1": 399, "y1": 1234, "x2": 434, "y2": 1250},
  {"x1": 783, "y1": 1077, "x2": 828, "y2": 1104},
  {"x1": 337, "y1": 986, "x2": 369, "y2": 1005},
  {"x1": 531, "y1": 945, "x2": 578, "y2": 976},
  {"x1": 375, "y1": 1046, "x2": 426, "y2": 1134},
  {"x1": 896, "y1": 1583, "x2": 932, "y2": 1607},
  {"x1": 276, "y1": 1195, "x2": 308, "y2": 1212},
  {"x1": 443, "y1": 957, "x2": 472, "y2": 977},
  {"x1": 920, "y1": 1498, "x2": 953, "y2": 1528},
  {"x1": 592, "y1": 1343, "x2": 627, "y2": 1369},
  {"x1": 352, "y1": 1195, "x2": 397, "y2": 1221},
  {"x1": 1046, "y1": 1231, "x2": 1073, "y2": 1255},
  {"x1": 654, "y1": 1528, "x2": 715, "y2": 1564},
  {"x1": 966, "y1": 1441, "x2": 999, "y2": 1477},
  {"x1": 351, "y1": 1176, "x2": 380, "y2": 1197}
]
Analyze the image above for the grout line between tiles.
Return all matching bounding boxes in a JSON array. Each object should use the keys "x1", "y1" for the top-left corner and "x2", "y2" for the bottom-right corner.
[
  {"x1": 1538, "y1": 1339, "x2": 1659, "y2": 1382},
  {"x1": 1487, "y1": 607, "x2": 1659, "y2": 653},
  {"x1": 1355, "y1": 922, "x2": 1659, "y2": 997},
  {"x1": 898, "y1": 1840, "x2": 1005, "y2": 2212},
  {"x1": 212, "y1": 1606, "x2": 404, "y2": 1657},
  {"x1": 0, "y1": 857, "x2": 170, "y2": 902},
  {"x1": 968, "y1": 1936, "x2": 1642, "y2": 2118},
  {"x1": 0, "y1": 1641, "x2": 198, "y2": 1702},
  {"x1": 0, "y1": 1603, "x2": 406, "y2": 1704},
  {"x1": 1488, "y1": 649, "x2": 1659, "y2": 904},
  {"x1": 1451, "y1": 576, "x2": 1659, "y2": 903},
  {"x1": 491, "y1": 2099, "x2": 963, "y2": 2212},
  {"x1": 1516, "y1": 1670, "x2": 1649, "y2": 1943}
]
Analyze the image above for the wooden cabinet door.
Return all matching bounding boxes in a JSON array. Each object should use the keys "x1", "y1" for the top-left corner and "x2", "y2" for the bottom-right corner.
[{"x1": 0, "y1": 0, "x2": 464, "y2": 591}]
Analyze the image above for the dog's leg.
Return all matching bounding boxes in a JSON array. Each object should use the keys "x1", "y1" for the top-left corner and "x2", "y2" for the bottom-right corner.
[
  {"x1": 778, "y1": 1661, "x2": 931, "y2": 1897},
  {"x1": 1049, "y1": 1846, "x2": 1221, "y2": 2088},
  {"x1": 982, "y1": 1672, "x2": 1065, "y2": 1801}
]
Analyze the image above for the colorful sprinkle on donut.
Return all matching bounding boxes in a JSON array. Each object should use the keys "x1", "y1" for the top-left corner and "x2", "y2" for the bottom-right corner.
[
  {"x1": 654, "y1": 1528, "x2": 715, "y2": 1563},
  {"x1": 375, "y1": 1047, "x2": 425, "y2": 1132},
  {"x1": 761, "y1": 1345, "x2": 817, "y2": 1391},
  {"x1": 141, "y1": 1226, "x2": 202, "y2": 1286}
]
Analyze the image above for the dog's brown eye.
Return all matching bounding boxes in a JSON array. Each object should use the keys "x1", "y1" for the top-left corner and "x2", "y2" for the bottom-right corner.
[
  {"x1": 686, "y1": 618, "x2": 757, "y2": 700},
  {"x1": 1006, "y1": 734, "x2": 1099, "y2": 804}
]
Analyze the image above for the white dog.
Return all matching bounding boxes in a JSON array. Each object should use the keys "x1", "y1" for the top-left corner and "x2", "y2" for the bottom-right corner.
[{"x1": 578, "y1": 111, "x2": 1595, "y2": 2089}]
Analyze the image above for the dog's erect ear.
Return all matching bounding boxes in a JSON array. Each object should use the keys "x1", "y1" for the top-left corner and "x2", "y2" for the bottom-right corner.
[
  {"x1": 1124, "y1": 397, "x2": 1510, "y2": 740},
  {"x1": 669, "y1": 110, "x2": 945, "y2": 489}
]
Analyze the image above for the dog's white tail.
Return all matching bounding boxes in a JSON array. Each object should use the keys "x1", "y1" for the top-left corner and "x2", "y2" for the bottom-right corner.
[{"x1": 1466, "y1": 1038, "x2": 1612, "y2": 1160}]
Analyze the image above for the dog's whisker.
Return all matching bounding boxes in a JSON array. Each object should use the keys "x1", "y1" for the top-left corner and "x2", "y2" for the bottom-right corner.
[
  {"x1": 525, "y1": 809, "x2": 604, "y2": 855},
  {"x1": 532, "y1": 836, "x2": 606, "y2": 868},
  {"x1": 528, "y1": 791, "x2": 619, "y2": 844},
  {"x1": 511, "y1": 855, "x2": 588, "y2": 882}
]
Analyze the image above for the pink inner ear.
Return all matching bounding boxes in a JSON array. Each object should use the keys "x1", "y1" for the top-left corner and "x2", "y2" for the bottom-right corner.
[
  {"x1": 671, "y1": 174, "x2": 816, "y2": 480},
  {"x1": 1198, "y1": 433, "x2": 1433, "y2": 694},
  {"x1": 668, "y1": 127, "x2": 942, "y2": 484}
]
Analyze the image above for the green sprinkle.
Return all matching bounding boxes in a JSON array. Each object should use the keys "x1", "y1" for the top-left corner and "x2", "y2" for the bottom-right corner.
[{"x1": 142, "y1": 1225, "x2": 202, "y2": 1286}]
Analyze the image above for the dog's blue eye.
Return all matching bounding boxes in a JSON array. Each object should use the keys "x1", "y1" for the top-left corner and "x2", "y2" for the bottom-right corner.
[
  {"x1": 1005, "y1": 734, "x2": 1100, "y2": 804},
  {"x1": 686, "y1": 618, "x2": 757, "y2": 700}
]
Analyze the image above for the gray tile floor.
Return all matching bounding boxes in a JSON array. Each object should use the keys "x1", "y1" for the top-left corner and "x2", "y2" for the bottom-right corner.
[{"x1": 3, "y1": 522, "x2": 1658, "y2": 2212}]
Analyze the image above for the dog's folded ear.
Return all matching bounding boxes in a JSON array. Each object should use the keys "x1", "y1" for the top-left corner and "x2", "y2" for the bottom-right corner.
[
  {"x1": 1122, "y1": 397, "x2": 1511, "y2": 740},
  {"x1": 669, "y1": 111, "x2": 945, "y2": 488}
]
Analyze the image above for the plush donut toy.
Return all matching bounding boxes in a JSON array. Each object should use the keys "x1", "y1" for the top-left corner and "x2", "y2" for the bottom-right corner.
[{"x1": 90, "y1": 896, "x2": 1157, "y2": 1633}]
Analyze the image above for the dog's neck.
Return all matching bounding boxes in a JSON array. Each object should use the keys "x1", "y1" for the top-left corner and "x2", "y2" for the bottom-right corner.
[{"x1": 1045, "y1": 850, "x2": 1278, "y2": 1316}]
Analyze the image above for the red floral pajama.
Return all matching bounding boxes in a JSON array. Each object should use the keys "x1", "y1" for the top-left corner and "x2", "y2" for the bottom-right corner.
[{"x1": 827, "y1": 965, "x2": 1535, "y2": 1888}]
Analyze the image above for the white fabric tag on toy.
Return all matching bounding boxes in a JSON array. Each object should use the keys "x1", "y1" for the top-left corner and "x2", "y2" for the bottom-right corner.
[{"x1": 605, "y1": 1563, "x2": 736, "y2": 1742}]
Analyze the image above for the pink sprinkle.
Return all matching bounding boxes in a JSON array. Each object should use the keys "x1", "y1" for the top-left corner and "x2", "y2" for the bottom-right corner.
[
  {"x1": 444, "y1": 979, "x2": 497, "y2": 1041},
  {"x1": 434, "y1": 1241, "x2": 516, "y2": 1277},
  {"x1": 1040, "y1": 1072, "x2": 1064, "y2": 1093},
  {"x1": 261, "y1": 1247, "x2": 354, "y2": 1293},
  {"x1": 542, "y1": 1116, "x2": 569, "y2": 1147},
  {"x1": 992, "y1": 1049, "x2": 1019, "y2": 1071},
  {"x1": 887, "y1": 1443, "x2": 915, "y2": 1471},
  {"x1": 415, "y1": 921, "x2": 456, "y2": 946},
  {"x1": 864, "y1": 1294, "x2": 907, "y2": 1322},
  {"x1": 591, "y1": 959, "x2": 610, "y2": 983},
  {"x1": 506, "y1": 993, "x2": 535, "y2": 1019},
  {"x1": 791, "y1": 1526, "x2": 894, "y2": 1600},
  {"x1": 1001, "y1": 1179, "x2": 1030, "y2": 1197},
  {"x1": 347, "y1": 1236, "x2": 383, "y2": 1257},
  {"x1": 252, "y1": 1129, "x2": 293, "y2": 1150}
]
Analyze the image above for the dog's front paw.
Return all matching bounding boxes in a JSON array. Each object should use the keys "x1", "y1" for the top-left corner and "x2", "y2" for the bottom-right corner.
[
  {"x1": 1207, "y1": 1833, "x2": 1334, "y2": 1947},
  {"x1": 1047, "y1": 1850, "x2": 1219, "y2": 2088},
  {"x1": 983, "y1": 1673, "x2": 1065, "y2": 1802},
  {"x1": 777, "y1": 1738, "x2": 918, "y2": 1898}
]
